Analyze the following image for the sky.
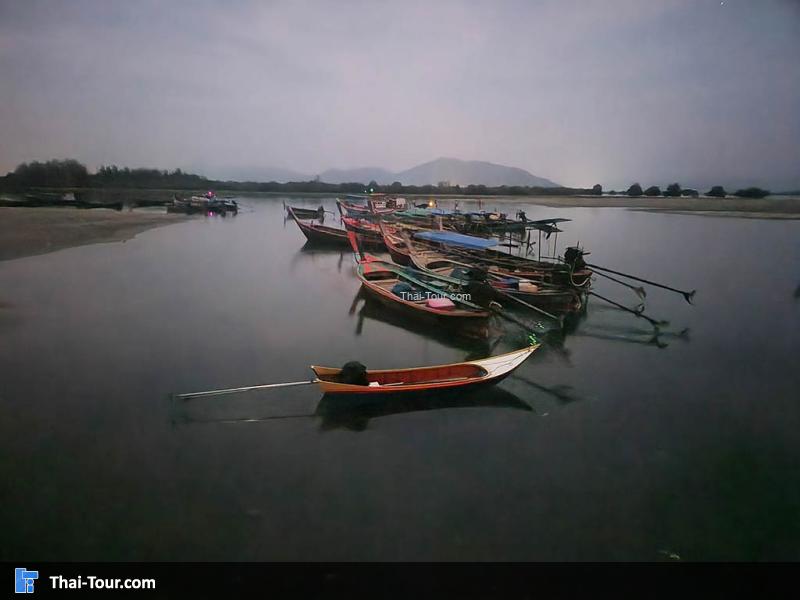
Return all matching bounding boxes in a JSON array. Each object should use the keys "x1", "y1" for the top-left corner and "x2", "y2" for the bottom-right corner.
[{"x1": 0, "y1": 0, "x2": 798, "y2": 189}]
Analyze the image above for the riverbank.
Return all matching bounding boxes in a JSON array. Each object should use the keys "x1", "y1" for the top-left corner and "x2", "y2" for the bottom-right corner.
[
  {"x1": 430, "y1": 194, "x2": 800, "y2": 219},
  {"x1": 0, "y1": 207, "x2": 187, "y2": 262},
  {"x1": 256, "y1": 190, "x2": 800, "y2": 218}
]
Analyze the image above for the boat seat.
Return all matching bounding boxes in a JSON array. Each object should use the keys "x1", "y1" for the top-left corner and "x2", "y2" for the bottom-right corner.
[{"x1": 427, "y1": 297, "x2": 455, "y2": 310}]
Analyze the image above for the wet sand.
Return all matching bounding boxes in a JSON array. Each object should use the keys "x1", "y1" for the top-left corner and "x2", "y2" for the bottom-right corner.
[
  {"x1": 514, "y1": 195, "x2": 800, "y2": 219},
  {"x1": 0, "y1": 207, "x2": 188, "y2": 262}
]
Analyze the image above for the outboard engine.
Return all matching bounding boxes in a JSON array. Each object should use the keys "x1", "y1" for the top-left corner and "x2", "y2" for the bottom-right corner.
[
  {"x1": 338, "y1": 361, "x2": 368, "y2": 386},
  {"x1": 564, "y1": 246, "x2": 587, "y2": 270}
]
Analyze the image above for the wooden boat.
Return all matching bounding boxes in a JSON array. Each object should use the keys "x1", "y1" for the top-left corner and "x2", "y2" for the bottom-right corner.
[
  {"x1": 336, "y1": 194, "x2": 406, "y2": 218},
  {"x1": 397, "y1": 229, "x2": 592, "y2": 289},
  {"x1": 348, "y1": 232, "x2": 491, "y2": 331},
  {"x1": 402, "y1": 238, "x2": 583, "y2": 311},
  {"x1": 285, "y1": 203, "x2": 325, "y2": 220},
  {"x1": 387, "y1": 207, "x2": 528, "y2": 235},
  {"x1": 167, "y1": 192, "x2": 238, "y2": 215},
  {"x1": 378, "y1": 221, "x2": 413, "y2": 266},
  {"x1": 287, "y1": 206, "x2": 382, "y2": 248},
  {"x1": 341, "y1": 216, "x2": 386, "y2": 249},
  {"x1": 311, "y1": 345, "x2": 538, "y2": 395}
]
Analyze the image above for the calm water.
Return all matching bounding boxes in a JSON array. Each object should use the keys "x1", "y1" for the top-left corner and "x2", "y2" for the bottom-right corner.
[{"x1": 1, "y1": 196, "x2": 798, "y2": 561}]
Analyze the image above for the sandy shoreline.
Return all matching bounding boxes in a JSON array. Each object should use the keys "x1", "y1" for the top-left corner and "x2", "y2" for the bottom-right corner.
[
  {"x1": 0, "y1": 207, "x2": 188, "y2": 262},
  {"x1": 499, "y1": 195, "x2": 800, "y2": 219},
  {"x1": 1, "y1": 195, "x2": 798, "y2": 263}
]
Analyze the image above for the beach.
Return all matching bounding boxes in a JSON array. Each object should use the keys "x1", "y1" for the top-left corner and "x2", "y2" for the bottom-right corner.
[
  {"x1": 0, "y1": 207, "x2": 187, "y2": 262},
  {"x1": 446, "y1": 195, "x2": 800, "y2": 219}
]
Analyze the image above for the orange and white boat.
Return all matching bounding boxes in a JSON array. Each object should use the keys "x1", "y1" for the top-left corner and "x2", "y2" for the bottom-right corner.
[{"x1": 311, "y1": 345, "x2": 539, "y2": 395}]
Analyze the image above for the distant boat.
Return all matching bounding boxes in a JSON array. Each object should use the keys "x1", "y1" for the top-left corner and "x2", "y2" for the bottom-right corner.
[{"x1": 167, "y1": 191, "x2": 237, "y2": 215}]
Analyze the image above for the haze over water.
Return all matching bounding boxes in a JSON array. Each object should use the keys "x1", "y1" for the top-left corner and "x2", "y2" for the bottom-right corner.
[{"x1": 1, "y1": 198, "x2": 798, "y2": 560}]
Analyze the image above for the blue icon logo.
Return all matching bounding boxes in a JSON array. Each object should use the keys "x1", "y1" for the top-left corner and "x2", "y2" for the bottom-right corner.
[{"x1": 15, "y1": 568, "x2": 39, "y2": 594}]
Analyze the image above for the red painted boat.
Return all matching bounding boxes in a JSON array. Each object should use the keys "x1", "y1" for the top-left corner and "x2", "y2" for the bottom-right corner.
[{"x1": 311, "y1": 345, "x2": 538, "y2": 395}]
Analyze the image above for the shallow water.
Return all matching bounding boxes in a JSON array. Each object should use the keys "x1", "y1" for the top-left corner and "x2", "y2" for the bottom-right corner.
[{"x1": 1, "y1": 196, "x2": 798, "y2": 560}]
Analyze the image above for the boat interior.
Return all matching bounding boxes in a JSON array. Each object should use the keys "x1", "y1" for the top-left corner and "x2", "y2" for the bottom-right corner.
[{"x1": 314, "y1": 363, "x2": 488, "y2": 386}]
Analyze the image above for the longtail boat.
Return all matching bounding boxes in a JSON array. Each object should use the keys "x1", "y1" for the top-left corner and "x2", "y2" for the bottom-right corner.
[
  {"x1": 311, "y1": 345, "x2": 538, "y2": 395},
  {"x1": 336, "y1": 194, "x2": 406, "y2": 218},
  {"x1": 176, "y1": 345, "x2": 538, "y2": 400},
  {"x1": 402, "y1": 238, "x2": 584, "y2": 311},
  {"x1": 287, "y1": 207, "x2": 382, "y2": 249},
  {"x1": 348, "y1": 232, "x2": 491, "y2": 331},
  {"x1": 341, "y1": 216, "x2": 386, "y2": 249},
  {"x1": 378, "y1": 221, "x2": 413, "y2": 266},
  {"x1": 284, "y1": 202, "x2": 325, "y2": 220},
  {"x1": 398, "y1": 229, "x2": 592, "y2": 289},
  {"x1": 387, "y1": 207, "x2": 529, "y2": 235}
]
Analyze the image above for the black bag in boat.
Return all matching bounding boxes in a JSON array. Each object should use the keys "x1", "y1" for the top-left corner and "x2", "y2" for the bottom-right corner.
[{"x1": 338, "y1": 361, "x2": 369, "y2": 386}]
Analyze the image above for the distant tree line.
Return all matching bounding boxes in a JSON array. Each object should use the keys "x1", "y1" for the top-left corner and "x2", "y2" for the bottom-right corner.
[
  {"x1": 7, "y1": 159, "x2": 90, "y2": 188},
  {"x1": 618, "y1": 182, "x2": 769, "y2": 199},
  {"x1": 0, "y1": 160, "x2": 772, "y2": 198},
  {"x1": 1, "y1": 159, "x2": 597, "y2": 196}
]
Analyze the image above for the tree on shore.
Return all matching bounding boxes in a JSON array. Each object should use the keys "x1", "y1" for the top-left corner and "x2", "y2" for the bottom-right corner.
[
  {"x1": 0, "y1": 157, "x2": 598, "y2": 197},
  {"x1": 734, "y1": 187, "x2": 770, "y2": 198},
  {"x1": 591, "y1": 184, "x2": 602, "y2": 195},
  {"x1": 707, "y1": 186, "x2": 727, "y2": 198},
  {"x1": 10, "y1": 159, "x2": 89, "y2": 188},
  {"x1": 665, "y1": 183, "x2": 682, "y2": 197},
  {"x1": 644, "y1": 185, "x2": 661, "y2": 196},
  {"x1": 626, "y1": 183, "x2": 643, "y2": 197},
  {"x1": 681, "y1": 188, "x2": 699, "y2": 197}
]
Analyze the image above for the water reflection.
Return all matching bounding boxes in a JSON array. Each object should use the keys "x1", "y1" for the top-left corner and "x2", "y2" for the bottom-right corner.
[
  {"x1": 315, "y1": 386, "x2": 533, "y2": 431},
  {"x1": 172, "y1": 385, "x2": 534, "y2": 433},
  {"x1": 5, "y1": 195, "x2": 799, "y2": 560},
  {"x1": 290, "y1": 245, "x2": 349, "y2": 272},
  {"x1": 350, "y1": 290, "x2": 498, "y2": 358}
]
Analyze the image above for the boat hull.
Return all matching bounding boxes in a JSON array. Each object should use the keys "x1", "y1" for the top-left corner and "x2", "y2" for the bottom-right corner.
[{"x1": 311, "y1": 345, "x2": 538, "y2": 395}]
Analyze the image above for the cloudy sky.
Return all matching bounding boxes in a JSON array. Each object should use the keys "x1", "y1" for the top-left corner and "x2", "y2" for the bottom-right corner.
[{"x1": 1, "y1": 0, "x2": 798, "y2": 189}]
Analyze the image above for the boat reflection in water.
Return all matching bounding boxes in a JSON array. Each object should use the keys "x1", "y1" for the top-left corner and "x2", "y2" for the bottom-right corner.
[
  {"x1": 315, "y1": 385, "x2": 533, "y2": 431},
  {"x1": 351, "y1": 291, "x2": 500, "y2": 358},
  {"x1": 172, "y1": 385, "x2": 533, "y2": 433}
]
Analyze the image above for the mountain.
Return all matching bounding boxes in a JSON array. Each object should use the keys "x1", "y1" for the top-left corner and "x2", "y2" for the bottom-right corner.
[
  {"x1": 318, "y1": 158, "x2": 559, "y2": 187},
  {"x1": 198, "y1": 158, "x2": 560, "y2": 187},
  {"x1": 396, "y1": 158, "x2": 559, "y2": 187},
  {"x1": 318, "y1": 167, "x2": 395, "y2": 185}
]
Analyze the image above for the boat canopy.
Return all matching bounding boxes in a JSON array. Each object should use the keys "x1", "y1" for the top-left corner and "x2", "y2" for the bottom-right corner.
[
  {"x1": 528, "y1": 217, "x2": 572, "y2": 225},
  {"x1": 395, "y1": 207, "x2": 454, "y2": 218},
  {"x1": 413, "y1": 230, "x2": 499, "y2": 249}
]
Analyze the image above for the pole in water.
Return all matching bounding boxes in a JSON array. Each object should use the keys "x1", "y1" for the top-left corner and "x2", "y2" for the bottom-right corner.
[
  {"x1": 588, "y1": 263, "x2": 696, "y2": 304},
  {"x1": 176, "y1": 379, "x2": 316, "y2": 400},
  {"x1": 592, "y1": 269, "x2": 647, "y2": 300},
  {"x1": 492, "y1": 288, "x2": 562, "y2": 324},
  {"x1": 589, "y1": 291, "x2": 667, "y2": 328}
]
